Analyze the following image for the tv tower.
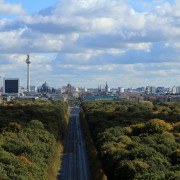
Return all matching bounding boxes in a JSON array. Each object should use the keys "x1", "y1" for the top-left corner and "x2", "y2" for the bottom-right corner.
[{"x1": 26, "y1": 54, "x2": 31, "y2": 93}]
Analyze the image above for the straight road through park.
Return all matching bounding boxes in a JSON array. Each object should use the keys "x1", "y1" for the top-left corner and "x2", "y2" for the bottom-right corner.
[{"x1": 58, "y1": 107, "x2": 90, "y2": 180}]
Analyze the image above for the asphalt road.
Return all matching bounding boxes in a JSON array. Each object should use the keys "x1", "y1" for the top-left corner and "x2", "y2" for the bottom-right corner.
[{"x1": 58, "y1": 107, "x2": 90, "y2": 180}]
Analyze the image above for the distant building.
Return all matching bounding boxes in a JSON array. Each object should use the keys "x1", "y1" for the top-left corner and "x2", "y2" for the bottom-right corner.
[
  {"x1": 170, "y1": 86, "x2": 180, "y2": 94},
  {"x1": 172, "y1": 86, "x2": 177, "y2": 94},
  {"x1": 176, "y1": 86, "x2": 180, "y2": 94},
  {"x1": 126, "y1": 87, "x2": 133, "y2": 93},
  {"x1": 98, "y1": 85, "x2": 102, "y2": 93},
  {"x1": 30, "y1": 86, "x2": 37, "y2": 92},
  {"x1": 83, "y1": 95, "x2": 118, "y2": 101},
  {"x1": 38, "y1": 81, "x2": 52, "y2": 93},
  {"x1": 57, "y1": 88, "x2": 65, "y2": 94},
  {"x1": 156, "y1": 87, "x2": 165, "y2": 93},
  {"x1": 3, "y1": 78, "x2": 20, "y2": 96},
  {"x1": 145, "y1": 86, "x2": 151, "y2": 94},
  {"x1": 145, "y1": 86, "x2": 156, "y2": 94},
  {"x1": 105, "y1": 81, "x2": 109, "y2": 93},
  {"x1": 164, "y1": 87, "x2": 171, "y2": 93},
  {"x1": 118, "y1": 87, "x2": 124, "y2": 93},
  {"x1": 0, "y1": 76, "x2": 2, "y2": 92},
  {"x1": 124, "y1": 94, "x2": 144, "y2": 102},
  {"x1": 66, "y1": 83, "x2": 72, "y2": 94},
  {"x1": 151, "y1": 86, "x2": 156, "y2": 94},
  {"x1": 49, "y1": 94, "x2": 67, "y2": 102},
  {"x1": 0, "y1": 95, "x2": 2, "y2": 104},
  {"x1": 136, "y1": 87, "x2": 145, "y2": 92},
  {"x1": 19, "y1": 96, "x2": 39, "y2": 100}
]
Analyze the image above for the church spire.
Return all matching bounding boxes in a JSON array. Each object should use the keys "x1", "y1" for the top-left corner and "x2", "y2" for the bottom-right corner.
[{"x1": 105, "y1": 81, "x2": 108, "y2": 93}]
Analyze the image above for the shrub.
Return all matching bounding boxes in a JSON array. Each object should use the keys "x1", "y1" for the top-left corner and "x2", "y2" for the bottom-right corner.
[
  {"x1": 117, "y1": 160, "x2": 136, "y2": 179},
  {"x1": 117, "y1": 160, "x2": 149, "y2": 179},
  {"x1": 8, "y1": 122, "x2": 21, "y2": 132},
  {"x1": 144, "y1": 119, "x2": 172, "y2": 134},
  {"x1": 122, "y1": 127, "x2": 133, "y2": 135},
  {"x1": 140, "y1": 101, "x2": 154, "y2": 109},
  {"x1": 153, "y1": 144, "x2": 172, "y2": 156},
  {"x1": 154, "y1": 132, "x2": 177, "y2": 149},
  {"x1": 128, "y1": 145, "x2": 158, "y2": 160},
  {"x1": 128, "y1": 145, "x2": 170, "y2": 172},
  {"x1": 118, "y1": 135, "x2": 132, "y2": 145},
  {"x1": 97, "y1": 127, "x2": 124, "y2": 144},
  {"x1": 173, "y1": 122, "x2": 180, "y2": 133},
  {"x1": 29, "y1": 120, "x2": 44, "y2": 129},
  {"x1": 136, "y1": 172, "x2": 165, "y2": 179},
  {"x1": 165, "y1": 171, "x2": 180, "y2": 180},
  {"x1": 140, "y1": 135, "x2": 156, "y2": 146},
  {"x1": 171, "y1": 149, "x2": 180, "y2": 165},
  {"x1": 131, "y1": 123, "x2": 145, "y2": 135}
]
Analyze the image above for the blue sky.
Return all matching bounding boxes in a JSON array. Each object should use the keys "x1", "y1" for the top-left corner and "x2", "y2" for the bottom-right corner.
[
  {"x1": 4, "y1": 0, "x2": 57, "y2": 13},
  {"x1": 0, "y1": 0, "x2": 180, "y2": 88}
]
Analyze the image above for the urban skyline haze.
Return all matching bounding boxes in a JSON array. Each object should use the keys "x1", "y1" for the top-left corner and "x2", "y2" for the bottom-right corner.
[{"x1": 0, "y1": 0, "x2": 180, "y2": 88}]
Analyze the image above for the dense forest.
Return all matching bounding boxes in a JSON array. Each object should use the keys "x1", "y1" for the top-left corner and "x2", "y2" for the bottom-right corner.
[
  {"x1": 0, "y1": 100, "x2": 68, "y2": 179},
  {"x1": 82, "y1": 101, "x2": 180, "y2": 180}
]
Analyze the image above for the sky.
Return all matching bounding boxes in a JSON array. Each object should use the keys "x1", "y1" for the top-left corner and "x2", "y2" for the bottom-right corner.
[{"x1": 0, "y1": 0, "x2": 180, "y2": 88}]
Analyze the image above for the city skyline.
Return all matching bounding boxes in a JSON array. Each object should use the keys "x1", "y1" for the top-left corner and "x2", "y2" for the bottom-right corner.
[{"x1": 0, "y1": 0, "x2": 180, "y2": 88}]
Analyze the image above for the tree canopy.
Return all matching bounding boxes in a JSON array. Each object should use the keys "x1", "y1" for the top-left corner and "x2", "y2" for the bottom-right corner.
[
  {"x1": 0, "y1": 100, "x2": 68, "y2": 179},
  {"x1": 82, "y1": 101, "x2": 180, "y2": 180}
]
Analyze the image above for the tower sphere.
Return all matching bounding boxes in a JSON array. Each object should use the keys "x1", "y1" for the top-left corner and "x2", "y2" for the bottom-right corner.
[{"x1": 26, "y1": 54, "x2": 31, "y2": 64}]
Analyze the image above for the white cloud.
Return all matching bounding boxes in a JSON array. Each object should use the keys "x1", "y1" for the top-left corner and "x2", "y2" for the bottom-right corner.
[
  {"x1": 0, "y1": 0, "x2": 179, "y2": 55},
  {"x1": 0, "y1": 0, "x2": 24, "y2": 15},
  {"x1": 171, "y1": 0, "x2": 180, "y2": 17},
  {"x1": 0, "y1": 0, "x2": 180, "y2": 87},
  {"x1": 126, "y1": 43, "x2": 152, "y2": 51}
]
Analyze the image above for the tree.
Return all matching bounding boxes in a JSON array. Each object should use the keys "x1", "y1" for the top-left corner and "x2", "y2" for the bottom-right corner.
[
  {"x1": 171, "y1": 149, "x2": 180, "y2": 165},
  {"x1": 144, "y1": 119, "x2": 172, "y2": 134}
]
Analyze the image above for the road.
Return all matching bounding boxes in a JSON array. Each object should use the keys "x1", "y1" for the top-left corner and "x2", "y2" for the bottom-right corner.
[{"x1": 58, "y1": 107, "x2": 90, "y2": 180}]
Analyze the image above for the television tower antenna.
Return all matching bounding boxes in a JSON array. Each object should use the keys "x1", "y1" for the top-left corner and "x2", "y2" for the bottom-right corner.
[{"x1": 26, "y1": 54, "x2": 31, "y2": 93}]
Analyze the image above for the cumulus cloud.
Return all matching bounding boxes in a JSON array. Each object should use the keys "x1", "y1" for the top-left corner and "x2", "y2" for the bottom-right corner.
[
  {"x1": 0, "y1": 0, "x2": 24, "y2": 15},
  {"x1": 0, "y1": 0, "x2": 180, "y2": 87},
  {"x1": 0, "y1": 0, "x2": 179, "y2": 56}
]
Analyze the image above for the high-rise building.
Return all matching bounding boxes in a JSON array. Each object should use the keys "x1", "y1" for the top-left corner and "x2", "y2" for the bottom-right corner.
[
  {"x1": 118, "y1": 87, "x2": 124, "y2": 93},
  {"x1": 135, "y1": 87, "x2": 145, "y2": 92},
  {"x1": 98, "y1": 85, "x2": 102, "y2": 93},
  {"x1": 156, "y1": 87, "x2": 165, "y2": 93},
  {"x1": 150, "y1": 86, "x2": 156, "y2": 94},
  {"x1": 145, "y1": 86, "x2": 151, "y2": 94},
  {"x1": 145, "y1": 86, "x2": 156, "y2": 94},
  {"x1": 3, "y1": 78, "x2": 20, "y2": 96},
  {"x1": 172, "y1": 86, "x2": 177, "y2": 94},
  {"x1": 176, "y1": 86, "x2": 180, "y2": 94},
  {"x1": 0, "y1": 76, "x2": 2, "y2": 92},
  {"x1": 30, "y1": 86, "x2": 37, "y2": 92}
]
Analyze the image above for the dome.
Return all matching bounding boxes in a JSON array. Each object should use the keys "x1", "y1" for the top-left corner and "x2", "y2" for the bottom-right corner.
[
  {"x1": 42, "y1": 81, "x2": 49, "y2": 89},
  {"x1": 67, "y1": 83, "x2": 71, "y2": 88}
]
